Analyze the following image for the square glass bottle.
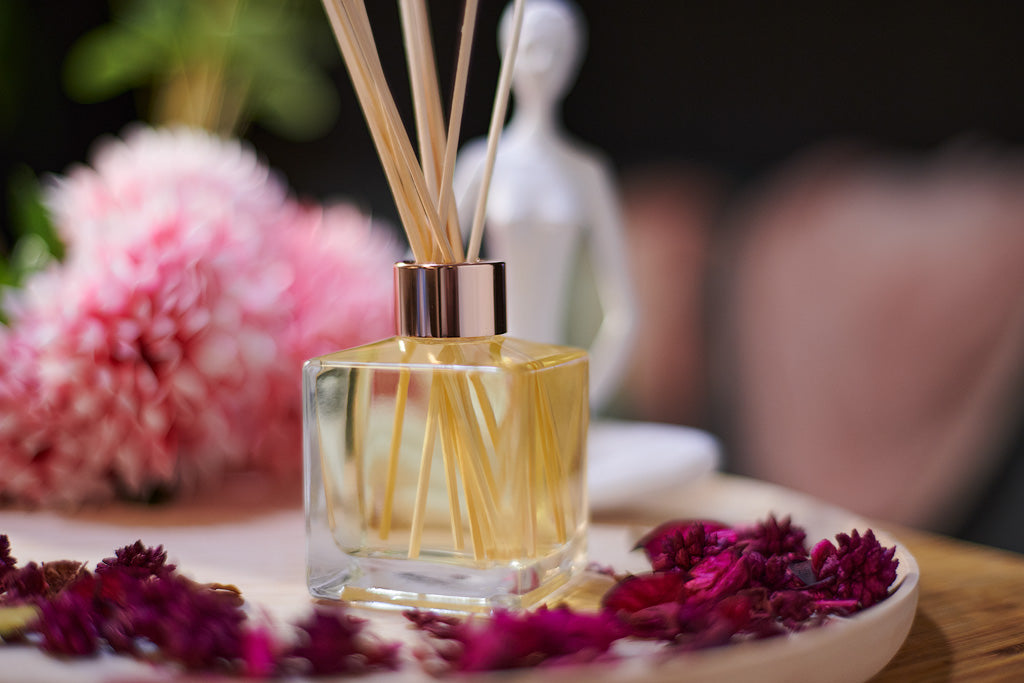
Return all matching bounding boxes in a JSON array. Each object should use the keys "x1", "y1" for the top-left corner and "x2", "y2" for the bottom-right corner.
[{"x1": 304, "y1": 261, "x2": 589, "y2": 612}]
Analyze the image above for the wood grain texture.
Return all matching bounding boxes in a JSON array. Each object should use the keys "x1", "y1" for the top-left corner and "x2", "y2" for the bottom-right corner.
[{"x1": 872, "y1": 528, "x2": 1024, "y2": 682}]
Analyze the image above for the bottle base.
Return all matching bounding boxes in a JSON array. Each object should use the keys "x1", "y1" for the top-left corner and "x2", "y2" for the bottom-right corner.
[{"x1": 307, "y1": 536, "x2": 585, "y2": 613}]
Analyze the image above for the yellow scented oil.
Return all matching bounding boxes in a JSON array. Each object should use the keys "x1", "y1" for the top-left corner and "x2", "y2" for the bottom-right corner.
[{"x1": 304, "y1": 262, "x2": 588, "y2": 611}]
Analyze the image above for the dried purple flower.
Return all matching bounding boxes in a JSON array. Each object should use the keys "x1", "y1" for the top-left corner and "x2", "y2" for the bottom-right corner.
[
  {"x1": 53, "y1": 564, "x2": 248, "y2": 671},
  {"x1": 607, "y1": 518, "x2": 901, "y2": 650},
  {"x1": 673, "y1": 592, "x2": 762, "y2": 649},
  {"x1": 0, "y1": 535, "x2": 15, "y2": 584},
  {"x1": 635, "y1": 520, "x2": 735, "y2": 572},
  {"x1": 288, "y1": 605, "x2": 400, "y2": 676},
  {"x1": 4, "y1": 521, "x2": 903, "y2": 677},
  {"x1": 602, "y1": 571, "x2": 690, "y2": 615},
  {"x1": 602, "y1": 572, "x2": 692, "y2": 640},
  {"x1": 768, "y1": 589, "x2": 818, "y2": 627},
  {"x1": 404, "y1": 609, "x2": 463, "y2": 640},
  {"x1": 811, "y1": 529, "x2": 899, "y2": 608},
  {"x1": 96, "y1": 541, "x2": 175, "y2": 579},
  {"x1": 736, "y1": 515, "x2": 808, "y2": 560},
  {"x1": 32, "y1": 589, "x2": 99, "y2": 657},
  {"x1": 2, "y1": 560, "x2": 90, "y2": 606},
  {"x1": 126, "y1": 571, "x2": 247, "y2": 670},
  {"x1": 1, "y1": 562, "x2": 48, "y2": 603},
  {"x1": 241, "y1": 625, "x2": 278, "y2": 678},
  {"x1": 686, "y1": 551, "x2": 752, "y2": 599},
  {"x1": 412, "y1": 607, "x2": 625, "y2": 672}
]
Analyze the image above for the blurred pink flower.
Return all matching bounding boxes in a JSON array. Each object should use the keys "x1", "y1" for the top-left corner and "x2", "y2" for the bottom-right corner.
[
  {"x1": 46, "y1": 126, "x2": 288, "y2": 255},
  {"x1": 0, "y1": 127, "x2": 398, "y2": 506}
]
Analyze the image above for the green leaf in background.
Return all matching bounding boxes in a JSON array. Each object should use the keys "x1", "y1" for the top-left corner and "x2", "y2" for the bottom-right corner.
[
  {"x1": 228, "y1": 0, "x2": 341, "y2": 140},
  {"x1": 1, "y1": 166, "x2": 64, "y2": 323},
  {"x1": 62, "y1": 0, "x2": 340, "y2": 140},
  {"x1": 8, "y1": 167, "x2": 64, "y2": 264},
  {"x1": 62, "y1": 23, "x2": 169, "y2": 103}
]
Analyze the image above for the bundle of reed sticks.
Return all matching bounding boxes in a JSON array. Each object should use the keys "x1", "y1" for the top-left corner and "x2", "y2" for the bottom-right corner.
[
  {"x1": 320, "y1": 0, "x2": 525, "y2": 264},
  {"x1": 319, "y1": 0, "x2": 584, "y2": 565}
]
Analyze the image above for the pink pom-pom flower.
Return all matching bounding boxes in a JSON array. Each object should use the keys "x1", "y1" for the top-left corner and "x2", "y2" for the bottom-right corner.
[{"x1": 0, "y1": 127, "x2": 398, "y2": 506}]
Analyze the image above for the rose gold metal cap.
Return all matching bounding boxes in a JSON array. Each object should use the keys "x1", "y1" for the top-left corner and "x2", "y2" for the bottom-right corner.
[{"x1": 395, "y1": 261, "x2": 507, "y2": 338}]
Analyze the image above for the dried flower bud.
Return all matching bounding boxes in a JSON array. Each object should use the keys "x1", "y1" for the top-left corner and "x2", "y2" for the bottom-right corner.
[
  {"x1": 287, "y1": 605, "x2": 400, "y2": 676},
  {"x1": 33, "y1": 590, "x2": 99, "y2": 657},
  {"x1": 811, "y1": 529, "x2": 899, "y2": 608},
  {"x1": 96, "y1": 541, "x2": 174, "y2": 579},
  {"x1": 409, "y1": 607, "x2": 625, "y2": 672},
  {"x1": 0, "y1": 535, "x2": 15, "y2": 585}
]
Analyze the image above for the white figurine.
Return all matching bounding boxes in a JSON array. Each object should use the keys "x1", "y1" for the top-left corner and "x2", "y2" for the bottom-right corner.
[{"x1": 453, "y1": 0, "x2": 637, "y2": 412}]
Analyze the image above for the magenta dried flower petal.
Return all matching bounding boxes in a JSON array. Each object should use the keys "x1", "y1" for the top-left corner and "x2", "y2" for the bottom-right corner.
[
  {"x1": 96, "y1": 541, "x2": 175, "y2": 579},
  {"x1": 811, "y1": 529, "x2": 899, "y2": 609},
  {"x1": 736, "y1": 515, "x2": 808, "y2": 559},
  {"x1": 752, "y1": 553, "x2": 789, "y2": 590},
  {"x1": 617, "y1": 601, "x2": 686, "y2": 640},
  {"x1": 686, "y1": 551, "x2": 752, "y2": 599},
  {"x1": 138, "y1": 573, "x2": 248, "y2": 670},
  {"x1": 242, "y1": 625, "x2": 279, "y2": 678},
  {"x1": 810, "y1": 538, "x2": 837, "y2": 576},
  {"x1": 653, "y1": 525, "x2": 712, "y2": 573},
  {"x1": 612, "y1": 518, "x2": 902, "y2": 650},
  {"x1": 602, "y1": 572, "x2": 692, "y2": 640},
  {"x1": 404, "y1": 609, "x2": 463, "y2": 639},
  {"x1": 746, "y1": 553, "x2": 814, "y2": 593},
  {"x1": 674, "y1": 593, "x2": 760, "y2": 650},
  {"x1": 602, "y1": 571, "x2": 690, "y2": 614},
  {"x1": 33, "y1": 589, "x2": 99, "y2": 657},
  {"x1": 0, "y1": 535, "x2": 15, "y2": 583},
  {"x1": 635, "y1": 520, "x2": 735, "y2": 571},
  {"x1": 1, "y1": 562, "x2": 48, "y2": 603},
  {"x1": 74, "y1": 566, "x2": 248, "y2": 671},
  {"x1": 289, "y1": 605, "x2": 400, "y2": 676},
  {"x1": 769, "y1": 589, "x2": 817, "y2": 626},
  {"x1": 422, "y1": 607, "x2": 624, "y2": 672}
]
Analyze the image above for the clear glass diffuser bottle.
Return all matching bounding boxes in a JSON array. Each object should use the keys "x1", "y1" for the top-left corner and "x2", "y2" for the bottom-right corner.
[{"x1": 304, "y1": 261, "x2": 589, "y2": 612}]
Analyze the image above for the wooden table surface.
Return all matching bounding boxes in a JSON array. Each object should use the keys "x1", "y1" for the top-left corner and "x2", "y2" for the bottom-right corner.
[{"x1": 871, "y1": 528, "x2": 1024, "y2": 682}]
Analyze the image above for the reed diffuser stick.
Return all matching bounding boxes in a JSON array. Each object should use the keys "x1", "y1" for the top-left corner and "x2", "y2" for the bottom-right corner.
[
  {"x1": 466, "y1": 0, "x2": 525, "y2": 262},
  {"x1": 322, "y1": 0, "x2": 429, "y2": 260},
  {"x1": 398, "y1": 0, "x2": 437, "y2": 193},
  {"x1": 323, "y1": 0, "x2": 452, "y2": 262},
  {"x1": 408, "y1": 378, "x2": 440, "y2": 558},
  {"x1": 436, "y1": 0, "x2": 479, "y2": 259},
  {"x1": 378, "y1": 368, "x2": 409, "y2": 540},
  {"x1": 399, "y1": 0, "x2": 465, "y2": 262}
]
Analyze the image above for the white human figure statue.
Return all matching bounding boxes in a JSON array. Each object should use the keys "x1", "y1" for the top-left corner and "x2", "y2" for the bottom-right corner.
[{"x1": 453, "y1": 0, "x2": 637, "y2": 412}]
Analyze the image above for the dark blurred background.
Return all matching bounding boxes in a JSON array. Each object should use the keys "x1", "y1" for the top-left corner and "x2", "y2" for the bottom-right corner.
[
  {"x1": 4, "y1": 1, "x2": 1023, "y2": 229},
  {"x1": 3, "y1": 1, "x2": 1024, "y2": 550}
]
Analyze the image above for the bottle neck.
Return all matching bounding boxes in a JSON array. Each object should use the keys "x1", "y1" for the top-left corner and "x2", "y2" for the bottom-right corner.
[{"x1": 394, "y1": 261, "x2": 507, "y2": 338}]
